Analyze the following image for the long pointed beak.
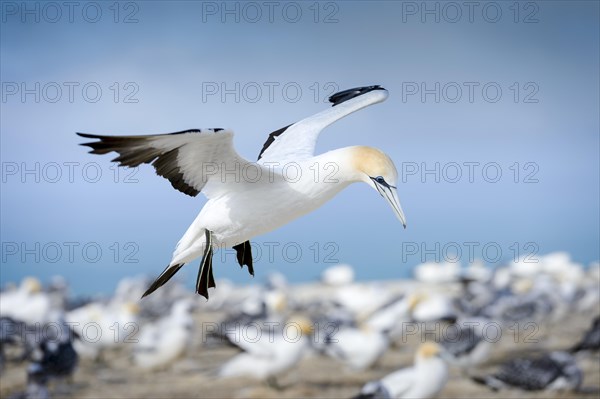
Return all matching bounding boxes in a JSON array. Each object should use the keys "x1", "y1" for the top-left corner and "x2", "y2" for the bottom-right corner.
[{"x1": 376, "y1": 183, "x2": 407, "y2": 228}]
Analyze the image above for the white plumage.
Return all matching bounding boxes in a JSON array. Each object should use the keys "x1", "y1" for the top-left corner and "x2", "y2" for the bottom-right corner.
[
  {"x1": 414, "y1": 262, "x2": 461, "y2": 284},
  {"x1": 78, "y1": 86, "x2": 406, "y2": 299},
  {"x1": 411, "y1": 293, "x2": 457, "y2": 323},
  {"x1": 133, "y1": 299, "x2": 194, "y2": 370},
  {"x1": 66, "y1": 300, "x2": 140, "y2": 359},
  {"x1": 324, "y1": 325, "x2": 389, "y2": 371},
  {"x1": 218, "y1": 316, "x2": 312, "y2": 380},
  {"x1": 321, "y1": 264, "x2": 355, "y2": 286},
  {"x1": 356, "y1": 343, "x2": 448, "y2": 399},
  {"x1": 0, "y1": 277, "x2": 51, "y2": 325}
]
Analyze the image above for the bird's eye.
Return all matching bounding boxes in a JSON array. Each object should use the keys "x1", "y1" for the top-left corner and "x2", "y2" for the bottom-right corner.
[{"x1": 374, "y1": 176, "x2": 385, "y2": 184}]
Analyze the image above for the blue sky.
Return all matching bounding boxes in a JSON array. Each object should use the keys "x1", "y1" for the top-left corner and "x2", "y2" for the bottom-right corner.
[{"x1": 1, "y1": 1, "x2": 598, "y2": 295}]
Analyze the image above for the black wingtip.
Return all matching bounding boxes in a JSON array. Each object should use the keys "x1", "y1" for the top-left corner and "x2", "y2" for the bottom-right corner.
[
  {"x1": 77, "y1": 132, "x2": 94, "y2": 146},
  {"x1": 76, "y1": 132, "x2": 103, "y2": 140},
  {"x1": 76, "y1": 132, "x2": 105, "y2": 153},
  {"x1": 329, "y1": 85, "x2": 386, "y2": 106}
]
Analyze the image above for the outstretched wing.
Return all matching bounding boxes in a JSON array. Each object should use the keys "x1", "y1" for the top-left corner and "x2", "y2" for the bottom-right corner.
[
  {"x1": 257, "y1": 85, "x2": 388, "y2": 164},
  {"x1": 77, "y1": 129, "x2": 249, "y2": 198}
]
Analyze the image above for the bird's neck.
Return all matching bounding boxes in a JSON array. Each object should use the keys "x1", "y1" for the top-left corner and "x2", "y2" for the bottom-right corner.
[{"x1": 308, "y1": 146, "x2": 367, "y2": 185}]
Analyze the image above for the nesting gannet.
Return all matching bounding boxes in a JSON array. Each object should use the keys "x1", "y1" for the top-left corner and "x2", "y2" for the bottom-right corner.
[
  {"x1": 323, "y1": 323, "x2": 389, "y2": 371},
  {"x1": 333, "y1": 283, "x2": 394, "y2": 318},
  {"x1": 218, "y1": 316, "x2": 313, "y2": 383},
  {"x1": 66, "y1": 301, "x2": 140, "y2": 359},
  {"x1": 354, "y1": 342, "x2": 448, "y2": 399},
  {"x1": 14, "y1": 314, "x2": 79, "y2": 398},
  {"x1": 472, "y1": 351, "x2": 582, "y2": 392},
  {"x1": 413, "y1": 262, "x2": 461, "y2": 284},
  {"x1": 308, "y1": 306, "x2": 356, "y2": 354},
  {"x1": 454, "y1": 281, "x2": 487, "y2": 316},
  {"x1": 321, "y1": 264, "x2": 355, "y2": 286},
  {"x1": 364, "y1": 295, "x2": 418, "y2": 341},
  {"x1": 462, "y1": 260, "x2": 493, "y2": 283},
  {"x1": 265, "y1": 272, "x2": 288, "y2": 291},
  {"x1": 133, "y1": 299, "x2": 194, "y2": 370},
  {"x1": 30, "y1": 326, "x2": 79, "y2": 381},
  {"x1": 0, "y1": 277, "x2": 51, "y2": 325},
  {"x1": 411, "y1": 293, "x2": 457, "y2": 324},
  {"x1": 575, "y1": 281, "x2": 600, "y2": 313},
  {"x1": 77, "y1": 85, "x2": 406, "y2": 299},
  {"x1": 480, "y1": 279, "x2": 555, "y2": 327},
  {"x1": 208, "y1": 285, "x2": 287, "y2": 347},
  {"x1": 114, "y1": 275, "x2": 188, "y2": 318},
  {"x1": 46, "y1": 276, "x2": 69, "y2": 311},
  {"x1": 438, "y1": 318, "x2": 493, "y2": 371}
]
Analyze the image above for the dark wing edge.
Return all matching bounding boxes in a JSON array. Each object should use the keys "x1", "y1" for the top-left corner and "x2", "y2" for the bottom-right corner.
[
  {"x1": 328, "y1": 85, "x2": 385, "y2": 106},
  {"x1": 77, "y1": 130, "x2": 220, "y2": 197},
  {"x1": 257, "y1": 124, "x2": 292, "y2": 161},
  {"x1": 257, "y1": 85, "x2": 385, "y2": 160}
]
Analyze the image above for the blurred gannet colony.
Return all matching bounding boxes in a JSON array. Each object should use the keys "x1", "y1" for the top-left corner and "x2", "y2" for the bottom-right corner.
[{"x1": 0, "y1": 252, "x2": 599, "y2": 398}]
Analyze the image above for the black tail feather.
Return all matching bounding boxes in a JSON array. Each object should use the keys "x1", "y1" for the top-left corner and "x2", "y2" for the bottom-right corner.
[{"x1": 142, "y1": 263, "x2": 184, "y2": 298}]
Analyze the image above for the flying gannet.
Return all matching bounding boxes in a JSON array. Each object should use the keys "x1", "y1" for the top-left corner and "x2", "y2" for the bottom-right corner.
[{"x1": 77, "y1": 85, "x2": 406, "y2": 299}]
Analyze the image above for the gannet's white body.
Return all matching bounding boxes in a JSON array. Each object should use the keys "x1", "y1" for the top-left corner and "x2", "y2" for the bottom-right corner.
[
  {"x1": 78, "y1": 86, "x2": 406, "y2": 298},
  {"x1": 357, "y1": 343, "x2": 449, "y2": 399},
  {"x1": 324, "y1": 326, "x2": 389, "y2": 371},
  {"x1": 0, "y1": 278, "x2": 51, "y2": 325},
  {"x1": 175, "y1": 145, "x2": 383, "y2": 261},
  {"x1": 219, "y1": 317, "x2": 313, "y2": 380},
  {"x1": 133, "y1": 299, "x2": 194, "y2": 370}
]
